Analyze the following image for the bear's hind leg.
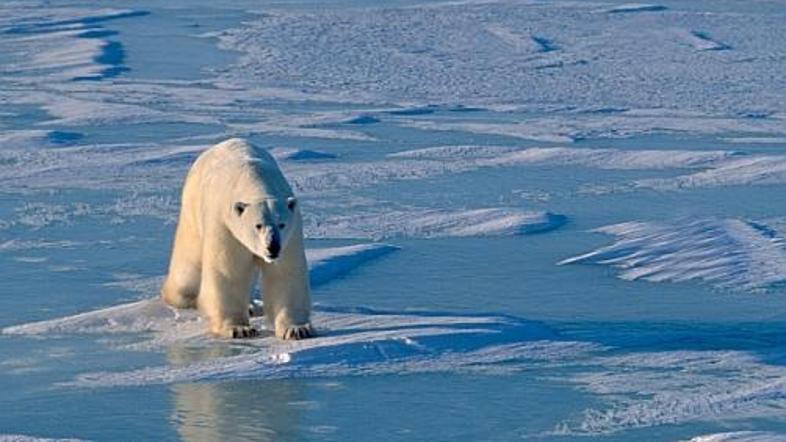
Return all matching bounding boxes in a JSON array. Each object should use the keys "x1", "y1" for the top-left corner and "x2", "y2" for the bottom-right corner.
[{"x1": 161, "y1": 265, "x2": 200, "y2": 309}]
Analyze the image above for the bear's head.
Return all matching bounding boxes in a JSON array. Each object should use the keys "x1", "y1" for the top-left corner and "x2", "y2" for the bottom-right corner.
[{"x1": 227, "y1": 196, "x2": 299, "y2": 263}]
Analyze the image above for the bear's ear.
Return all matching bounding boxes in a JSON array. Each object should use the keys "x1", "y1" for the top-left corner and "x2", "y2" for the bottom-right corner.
[
  {"x1": 233, "y1": 202, "x2": 248, "y2": 216},
  {"x1": 287, "y1": 197, "x2": 297, "y2": 211}
]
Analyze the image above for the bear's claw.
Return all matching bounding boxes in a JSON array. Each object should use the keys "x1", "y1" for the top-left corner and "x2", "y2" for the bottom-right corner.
[
  {"x1": 230, "y1": 325, "x2": 258, "y2": 339},
  {"x1": 281, "y1": 323, "x2": 315, "y2": 340}
]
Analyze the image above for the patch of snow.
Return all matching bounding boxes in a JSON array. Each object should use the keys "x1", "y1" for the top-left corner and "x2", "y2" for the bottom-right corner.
[
  {"x1": 0, "y1": 6, "x2": 145, "y2": 82},
  {"x1": 676, "y1": 29, "x2": 731, "y2": 52},
  {"x1": 0, "y1": 436, "x2": 85, "y2": 442},
  {"x1": 69, "y1": 334, "x2": 600, "y2": 387},
  {"x1": 554, "y1": 349, "x2": 786, "y2": 435},
  {"x1": 560, "y1": 218, "x2": 786, "y2": 290},
  {"x1": 230, "y1": 121, "x2": 374, "y2": 141},
  {"x1": 723, "y1": 137, "x2": 786, "y2": 145},
  {"x1": 36, "y1": 95, "x2": 213, "y2": 126},
  {"x1": 215, "y1": 2, "x2": 786, "y2": 115},
  {"x1": 0, "y1": 239, "x2": 80, "y2": 252},
  {"x1": 402, "y1": 120, "x2": 576, "y2": 143},
  {"x1": 306, "y1": 207, "x2": 566, "y2": 239},
  {"x1": 13, "y1": 256, "x2": 48, "y2": 263},
  {"x1": 402, "y1": 110, "x2": 786, "y2": 142},
  {"x1": 638, "y1": 155, "x2": 786, "y2": 190},
  {"x1": 685, "y1": 432, "x2": 786, "y2": 442},
  {"x1": 391, "y1": 145, "x2": 735, "y2": 170}
]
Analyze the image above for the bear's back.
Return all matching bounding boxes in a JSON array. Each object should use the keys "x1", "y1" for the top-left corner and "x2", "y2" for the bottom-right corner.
[
  {"x1": 190, "y1": 138, "x2": 292, "y2": 199},
  {"x1": 194, "y1": 138, "x2": 274, "y2": 172}
]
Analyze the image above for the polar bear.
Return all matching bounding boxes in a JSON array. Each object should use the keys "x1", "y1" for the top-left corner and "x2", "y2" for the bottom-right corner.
[{"x1": 161, "y1": 138, "x2": 314, "y2": 340}]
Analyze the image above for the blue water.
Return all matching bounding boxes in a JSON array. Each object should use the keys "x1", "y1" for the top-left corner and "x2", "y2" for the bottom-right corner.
[{"x1": 2, "y1": 1, "x2": 786, "y2": 441}]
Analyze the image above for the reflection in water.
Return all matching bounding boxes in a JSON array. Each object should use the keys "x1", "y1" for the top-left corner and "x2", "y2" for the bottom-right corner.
[{"x1": 168, "y1": 346, "x2": 306, "y2": 442}]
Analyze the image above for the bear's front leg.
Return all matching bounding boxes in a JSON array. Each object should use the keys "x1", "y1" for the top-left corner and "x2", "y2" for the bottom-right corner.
[
  {"x1": 199, "y1": 273, "x2": 257, "y2": 338},
  {"x1": 259, "y1": 237, "x2": 314, "y2": 340},
  {"x1": 198, "y1": 243, "x2": 258, "y2": 339}
]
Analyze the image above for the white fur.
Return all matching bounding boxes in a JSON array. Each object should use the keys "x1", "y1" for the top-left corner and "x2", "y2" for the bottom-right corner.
[{"x1": 161, "y1": 138, "x2": 313, "y2": 340}]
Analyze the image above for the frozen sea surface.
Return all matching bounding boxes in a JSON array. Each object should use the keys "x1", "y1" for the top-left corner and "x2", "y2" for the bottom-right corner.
[{"x1": 1, "y1": 0, "x2": 786, "y2": 440}]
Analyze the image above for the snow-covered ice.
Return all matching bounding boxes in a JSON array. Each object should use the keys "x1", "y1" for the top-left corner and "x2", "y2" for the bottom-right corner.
[
  {"x1": 306, "y1": 207, "x2": 566, "y2": 239},
  {"x1": 555, "y1": 348, "x2": 786, "y2": 435},
  {"x1": 2, "y1": 0, "x2": 786, "y2": 439},
  {"x1": 0, "y1": 436, "x2": 84, "y2": 442},
  {"x1": 560, "y1": 218, "x2": 786, "y2": 290},
  {"x1": 62, "y1": 308, "x2": 578, "y2": 387},
  {"x1": 686, "y1": 433, "x2": 786, "y2": 442},
  {"x1": 3, "y1": 244, "x2": 398, "y2": 336}
]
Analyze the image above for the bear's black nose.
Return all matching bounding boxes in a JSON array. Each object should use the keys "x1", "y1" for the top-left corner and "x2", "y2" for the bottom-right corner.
[{"x1": 268, "y1": 237, "x2": 281, "y2": 259}]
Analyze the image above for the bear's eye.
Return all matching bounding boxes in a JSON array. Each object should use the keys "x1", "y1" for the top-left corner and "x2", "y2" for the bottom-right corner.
[
  {"x1": 234, "y1": 202, "x2": 248, "y2": 216},
  {"x1": 278, "y1": 223, "x2": 286, "y2": 229}
]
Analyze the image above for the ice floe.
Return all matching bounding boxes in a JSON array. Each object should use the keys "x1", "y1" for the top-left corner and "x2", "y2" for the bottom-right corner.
[
  {"x1": 0, "y1": 141, "x2": 753, "y2": 206},
  {"x1": 215, "y1": 2, "x2": 786, "y2": 115},
  {"x1": 637, "y1": 155, "x2": 786, "y2": 190},
  {"x1": 306, "y1": 207, "x2": 566, "y2": 239},
  {"x1": 724, "y1": 137, "x2": 786, "y2": 145},
  {"x1": 0, "y1": 436, "x2": 85, "y2": 442},
  {"x1": 63, "y1": 308, "x2": 589, "y2": 387},
  {"x1": 3, "y1": 241, "x2": 602, "y2": 388},
  {"x1": 0, "y1": 239, "x2": 81, "y2": 252},
  {"x1": 560, "y1": 218, "x2": 786, "y2": 290},
  {"x1": 0, "y1": 5, "x2": 145, "y2": 82},
  {"x1": 229, "y1": 121, "x2": 374, "y2": 142},
  {"x1": 2, "y1": 244, "x2": 398, "y2": 336},
  {"x1": 391, "y1": 145, "x2": 735, "y2": 170},
  {"x1": 402, "y1": 110, "x2": 786, "y2": 142},
  {"x1": 555, "y1": 349, "x2": 786, "y2": 435},
  {"x1": 686, "y1": 432, "x2": 786, "y2": 442}
]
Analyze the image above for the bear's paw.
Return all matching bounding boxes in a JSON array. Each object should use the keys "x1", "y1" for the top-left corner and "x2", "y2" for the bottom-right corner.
[
  {"x1": 232, "y1": 325, "x2": 259, "y2": 339},
  {"x1": 214, "y1": 324, "x2": 259, "y2": 339},
  {"x1": 280, "y1": 323, "x2": 315, "y2": 340}
]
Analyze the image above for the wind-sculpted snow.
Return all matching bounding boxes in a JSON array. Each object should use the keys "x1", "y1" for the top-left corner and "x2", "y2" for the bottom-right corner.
[
  {"x1": 306, "y1": 207, "x2": 566, "y2": 239},
  {"x1": 0, "y1": 436, "x2": 85, "y2": 442},
  {"x1": 724, "y1": 137, "x2": 786, "y2": 145},
  {"x1": 0, "y1": 4, "x2": 144, "y2": 82},
  {"x1": 0, "y1": 239, "x2": 81, "y2": 252},
  {"x1": 554, "y1": 349, "x2": 786, "y2": 435},
  {"x1": 390, "y1": 145, "x2": 735, "y2": 170},
  {"x1": 63, "y1": 309, "x2": 593, "y2": 387},
  {"x1": 638, "y1": 155, "x2": 786, "y2": 190},
  {"x1": 560, "y1": 219, "x2": 786, "y2": 290},
  {"x1": 216, "y1": 2, "x2": 786, "y2": 115},
  {"x1": 403, "y1": 110, "x2": 786, "y2": 142},
  {"x1": 686, "y1": 432, "x2": 786, "y2": 442},
  {"x1": 0, "y1": 143, "x2": 738, "y2": 196},
  {"x1": 229, "y1": 112, "x2": 377, "y2": 141}
]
